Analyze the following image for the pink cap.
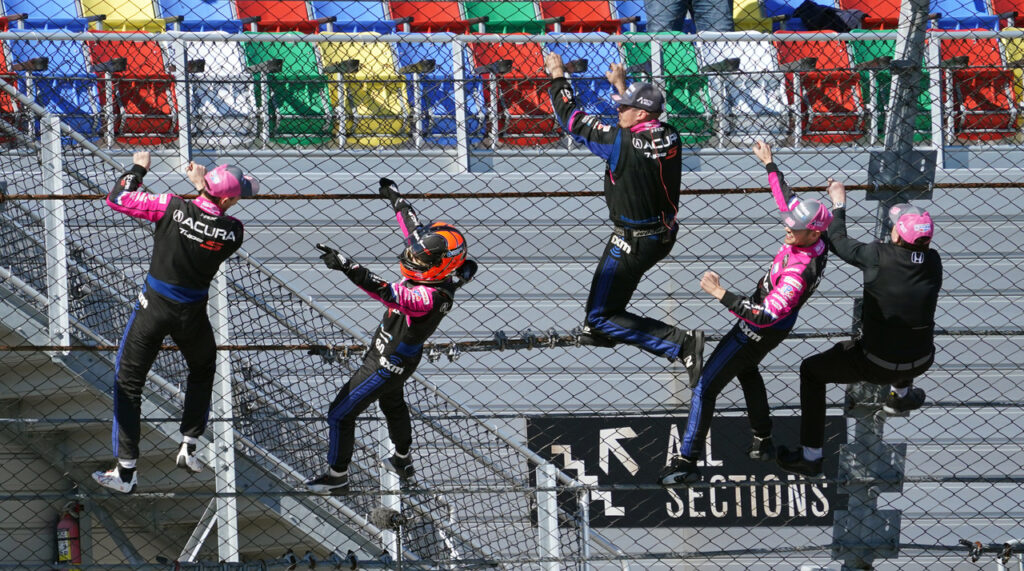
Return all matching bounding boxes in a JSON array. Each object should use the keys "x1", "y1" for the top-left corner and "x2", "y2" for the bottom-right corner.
[
  {"x1": 204, "y1": 164, "x2": 259, "y2": 198},
  {"x1": 782, "y1": 198, "x2": 832, "y2": 232},
  {"x1": 889, "y1": 203, "x2": 933, "y2": 244}
]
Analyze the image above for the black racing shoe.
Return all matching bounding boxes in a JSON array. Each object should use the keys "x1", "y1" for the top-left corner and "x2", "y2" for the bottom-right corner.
[
  {"x1": 305, "y1": 471, "x2": 349, "y2": 495},
  {"x1": 386, "y1": 454, "x2": 416, "y2": 481},
  {"x1": 882, "y1": 387, "x2": 926, "y2": 415},
  {"x1": 578, "y1": 324, "x2": 618, "y2": 348},
  {"x1": 748, "y1": 435, "x2": 776, "y2": 461},
  {"x1": 658, "y1": 456, "x2": 700, "y2": 488},
  {"x1": 776, "y1": 445, "x2": 823, "y2": 477},
  {"x1": 682, "y1": 330, "x2": 705, "y2": 388}
]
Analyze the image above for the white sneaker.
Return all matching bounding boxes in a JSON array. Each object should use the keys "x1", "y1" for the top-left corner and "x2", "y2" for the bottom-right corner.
[
  {"x1": 176, "y1": 442, "x2": 203, "y2": 474},
  {"x1": 92, "y1": 466, "x2": 137, "y2": 494}
]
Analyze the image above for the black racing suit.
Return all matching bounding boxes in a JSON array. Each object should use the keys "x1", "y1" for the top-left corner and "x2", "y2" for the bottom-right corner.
[
  {"x1": 548, "y1": 77, "x2": 695, "y2": 359},
  {"x1": 106, "y1": 164, "x2": 244, "y2": 461},
  {"x1": 325, "y1": 200, "x2": 457, "y2": 472},
  {"x1": 679, "y1": 163, "x2": 828, "y2": 459},
  {"x1": 798, "y1": 205, "x2": 943, "y2": 448}
]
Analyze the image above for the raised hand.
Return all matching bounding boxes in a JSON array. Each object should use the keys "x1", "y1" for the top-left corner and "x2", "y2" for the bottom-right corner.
[{"x1": 316, "y1": 243, "x2": 353, "y2": 272}]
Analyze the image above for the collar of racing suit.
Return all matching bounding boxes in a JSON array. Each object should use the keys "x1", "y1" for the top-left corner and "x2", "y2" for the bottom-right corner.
[
  {"x1": 630, "y1": 119, "x2": 662, "y2": 132},
  {"x1": 786, "y1": 237, "x2": 827, "y2": 258},
  {"x1": 193, "y1": 194, "x2": 225, "y2": 216}
]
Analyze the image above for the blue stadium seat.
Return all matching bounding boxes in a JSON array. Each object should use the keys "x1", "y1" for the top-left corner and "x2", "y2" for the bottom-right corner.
[
  {"x1": 394, "y1": 40, "x2": 486, "y2": 146},
  {"x1": 615, "y1": 0, "x2": 646, "y2": 31},
  {"x1": 930, "y1": 0, "x2": 1002, "y2": 30},
  {"x1": 311, "y1": 0, "x2": 402, "y2": 32},
  {"x1": 2, "y1": 0, "x2": 100, "y2": 30},
  {"x1": 7, "y1": 34, "x2": 103, "y2": 139},
  {"x1": 158, "y1": 0, "x2": 250, "y2": 31}
]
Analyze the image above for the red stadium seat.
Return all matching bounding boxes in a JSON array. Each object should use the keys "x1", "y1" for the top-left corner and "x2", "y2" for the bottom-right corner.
[
  {"x1": 539, "y1": 1, "x2": 623, "y2": 33},
  {"x1": 940, "y1": 33, "x2": 1018, "y2": 140},
  {"x1": 388, "y1": 1, "x2": 480, "y2": 32},
  {"x1": 469, "y1": 40, "x2": 559, "y2": 146},
  {"x1": 837, "y1": 0, "x2": 899, "y2": 29},
  {"x1": 0, "y1": 35, "x2": 20, "y2": 143},
  {"x1": 87, "y1": 32, "x2": 179, "y2": 145},
  {"x1": 775, "y1": 32, "x2": 865, "y2": 144},
  {"x1": 235, "y1": 0, "x2": 317, "y2": 32}
]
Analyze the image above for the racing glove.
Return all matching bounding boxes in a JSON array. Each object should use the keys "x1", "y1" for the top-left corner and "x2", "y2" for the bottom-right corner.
[
  {"x1": 454, "y1": 259, "x2": 478, "y2": 289},
  {"x1": 316, "y1": 243, "x2": 354, "y2": 273},
  {"x1": 379, "y1": 177, "x2": 410, "y2": 212}
]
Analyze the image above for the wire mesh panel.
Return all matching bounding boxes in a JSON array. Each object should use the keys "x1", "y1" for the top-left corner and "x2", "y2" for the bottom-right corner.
[{"x1": 0, "y1": 7, "x2": 1023, "y2": 570}]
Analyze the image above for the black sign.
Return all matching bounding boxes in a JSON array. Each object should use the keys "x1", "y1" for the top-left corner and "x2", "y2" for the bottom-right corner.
[{"x1": 526, "y1": 415, "x2": 848, "y2": 528}]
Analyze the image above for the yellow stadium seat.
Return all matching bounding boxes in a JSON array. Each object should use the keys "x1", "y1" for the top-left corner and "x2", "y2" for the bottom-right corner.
[{"x1": 319, "y1": 33, "x2": 410, "y2": 147}]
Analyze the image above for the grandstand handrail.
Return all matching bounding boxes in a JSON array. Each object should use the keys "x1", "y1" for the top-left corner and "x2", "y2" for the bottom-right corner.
[{"x1": 0, "y1": 78, "x2": 630, "y2": 563}]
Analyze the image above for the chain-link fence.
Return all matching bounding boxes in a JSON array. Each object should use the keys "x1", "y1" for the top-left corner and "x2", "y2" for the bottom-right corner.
[{"x1": 1, "y1": 1, "x2": 1023, "y2": 569}]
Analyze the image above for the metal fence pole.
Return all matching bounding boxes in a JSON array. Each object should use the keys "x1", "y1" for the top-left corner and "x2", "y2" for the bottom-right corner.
[
  {"x1": 41, "y1": 115, "x2": 69, "y2": 353},
  {"x1": 537, "y1": 463, "x2": 560, "y2": 571},
  {"x1": 210, "y1": 270, "x2": 240, "y2": 561},
  {"x1": 452, "y1": 39, "x2": 469, "y2": 173},
  {"x1": 379, "y1": 423, "x2": 401, "y2": 562}
]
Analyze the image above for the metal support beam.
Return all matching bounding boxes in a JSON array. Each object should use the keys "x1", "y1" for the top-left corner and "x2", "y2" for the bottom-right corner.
[
  {"x1": 210, "y1": 271, "x2": 240, "y2": 561},
  {"x1": 41, "y1": 115, "x2": 69, "y2": 353},
  {"x1": 537, "y1": 463, "x2": 560, "y2": 571}
]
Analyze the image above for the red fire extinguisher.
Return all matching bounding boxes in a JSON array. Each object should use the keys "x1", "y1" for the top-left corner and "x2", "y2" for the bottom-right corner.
[{"x1": 56, "y1": 501, "x2": 83, "y2": 570}]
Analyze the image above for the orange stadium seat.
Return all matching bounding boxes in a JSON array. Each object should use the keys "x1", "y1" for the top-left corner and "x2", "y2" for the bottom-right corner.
[
  {"x1": 940, "y1": 33, "x2": 1018, "y2": 140},
  {"x1": 775, "y1": 31, "x2": 865, "y2": 144},
  {"x1": 87, "y1": 31, "x2": 179, "y2": 144}
]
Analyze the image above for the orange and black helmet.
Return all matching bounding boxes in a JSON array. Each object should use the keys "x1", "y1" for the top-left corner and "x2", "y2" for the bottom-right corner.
[{"x1": 399, "y1": 222, "x2": 467, "y2": 283}]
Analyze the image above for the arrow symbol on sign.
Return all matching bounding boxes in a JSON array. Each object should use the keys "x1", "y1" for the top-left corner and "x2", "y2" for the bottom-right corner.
[{"x1": 599, "y1": 427, "x2": 638, "y2": 475}]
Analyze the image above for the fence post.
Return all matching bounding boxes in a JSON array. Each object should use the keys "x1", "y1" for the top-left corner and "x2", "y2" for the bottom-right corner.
[
  {"x1": 379, "y1": 423, "x2": 401, "y2": 562},
  {"x1": 537, "y1": 463, "x2": 560, "y2": 571},
  {"x1": 577, "y1": 487, "x2": 591, "y2": 571},
  {"x1": 452, "y1": 39, "x2": 470, "y2": 173},
  {"x1": 209, "y1": 270, "x2": 239, "y2": 561},
  {"x1": 41, "y1": 115, "x2": 69, "y2": 353}
]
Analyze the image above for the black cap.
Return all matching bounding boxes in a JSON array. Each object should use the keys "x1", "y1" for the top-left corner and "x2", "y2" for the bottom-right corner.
[{"x1": 611, "y1": 82, "x2": 664, "y2": 112}]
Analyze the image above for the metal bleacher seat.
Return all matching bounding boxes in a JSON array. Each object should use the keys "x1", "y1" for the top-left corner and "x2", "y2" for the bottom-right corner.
[
  {"x1": 774, "y1": 31, "x2": 865, "y2": 145},
  {"x1": 235, "y1": 1, "x2": 334, "y2": 145}
]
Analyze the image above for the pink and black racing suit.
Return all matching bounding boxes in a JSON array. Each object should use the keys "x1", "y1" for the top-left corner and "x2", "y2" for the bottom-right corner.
[
  {"x1": 323, "y1": 198, "x2": 458, "y2": 472},
  {"x1": 106, "y1": 164, "x2": 244, "y2": 461},
  {"x1": 679, "y1": 162, "x2": 829, "y2": 460}
]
